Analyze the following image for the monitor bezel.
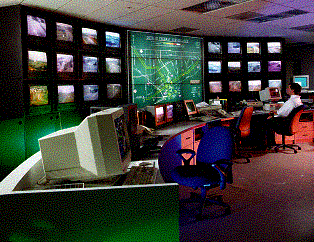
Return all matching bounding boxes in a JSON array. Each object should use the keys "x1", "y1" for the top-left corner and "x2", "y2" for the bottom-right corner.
[
  {"x1": 184, "y1": 99, "x2": 198, "y2": 116},
  {"x1": 293, "y1": 75, "x2": 310, "y2": 89}
]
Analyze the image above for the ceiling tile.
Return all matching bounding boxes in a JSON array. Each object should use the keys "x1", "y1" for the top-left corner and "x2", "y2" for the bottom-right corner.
[
  {"x1": 57, "y1": 0, "x2": 116, "y2": 18},
  {"x1": 86, "y1": 1, "x2": 144, "y2": 22},
  {"x1": 22, "y1": 0, "x2": 70, "y2": 11},
  {"x1": 113, "y1": 5, "x2": 173, "y2": 26},
  {"x1": 0, "y1": 0, "x2": 22, "y2": 7}
]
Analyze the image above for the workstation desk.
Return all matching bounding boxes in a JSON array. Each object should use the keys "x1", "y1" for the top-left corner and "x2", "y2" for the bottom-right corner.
[{"x1": 0, "y1": 108, "x2": 312, "y2": 241}]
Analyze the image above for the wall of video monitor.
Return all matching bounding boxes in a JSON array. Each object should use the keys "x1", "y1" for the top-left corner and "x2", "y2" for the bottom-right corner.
[
  {"x1": 23, "y1": 6, "x2": 126, "y2": 115},
  {"x1": 205, "y1": 38, "x2": 284, "y2": 101}
]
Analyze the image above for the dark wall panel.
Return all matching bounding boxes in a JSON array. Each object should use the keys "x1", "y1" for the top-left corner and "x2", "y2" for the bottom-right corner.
[{"x1": 0, "y1": 5, "x2": 24, "y2": 120}]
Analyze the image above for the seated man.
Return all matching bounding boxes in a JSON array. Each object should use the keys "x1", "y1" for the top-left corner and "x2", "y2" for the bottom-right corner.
[{"x1": 266, "y1": 83, "x2": 303, "y2": 147}]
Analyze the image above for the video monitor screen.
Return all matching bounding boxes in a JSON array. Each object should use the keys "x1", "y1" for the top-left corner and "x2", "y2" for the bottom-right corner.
[
  {"x1": 57, "y1": 54, "x2": 74, "y2": 72},
  {"x1": 57, "y1": 23, "x2": 73, "y2": 42},
  {"x1": 268, "y1": 61, "x2": 281, "y2": 72},
  {"x1": 106, "y1": 58, "x2": 121, "y2": 73},
  {"x1": 58, "y1": 85, "x2": 75, "y2": 104},
  {"x1": 267, "y1": 42, "x2": 281, "y2": 53},
  {"x1": 229, "y1": 81, "x2": 241, "y2": 92},
  {"x1": 82, "y1": 28, "x2": 98, "y2": 45},
  {"x1": 228, "y1": 42, "x2": 241, "y2": 54},
  {"x1": 156, "y1": 106, "x2": 164, "y2": 123},
  {"x1": 208, "y1": 42, "x2": 221, "y2": 54},
  {"x1": 27, "y1": 15, "x2": 46, "y2": 37},
  {"x1": 30, "y1": 85, "x2": 48, "y2": 106},
  {"x1": 248, "y1": 61, "x2": 261, "y2": 72},
  {"x1": 83, "y1": 56, "x2": 98, "y2": 73},
  {"x1": 209, "y1": 81, "x2": 222, "y2": 93},
  {"x1": 269, "y1": 79, "x2": 282, "y2": 88},
  {"x1": 107, "y1": 84, "x2": 122, "y2": 99},
  {"x1": 208, "y1": 61, "x2": 221, "y2": 73},
  {"x1": 167, "y1": 104, "x2": 173, "y2": 120},
  {"x1": 228, "y1": 61, "x2": 241, "y2": 72},
  {"x1": 106, "y1": 32, "x2": 120, "y2": 48},
  {"x1": 248, "y1": 80, "x2": 262, "y2": 91},
  {"x1": 247, "y1": 42, "x2": 260, "y2": 54},
  {"x1": 28, "y1": 50, "x2": 47, "y2": 72},
  {"x1": 83, "y1": 85, "x2": 99, "y2": 101}
]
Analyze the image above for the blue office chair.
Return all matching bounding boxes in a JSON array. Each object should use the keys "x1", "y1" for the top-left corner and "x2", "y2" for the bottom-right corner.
[
  {"x1": 273, "y1": 105, "x2": 306, "y2": 153},
  {"x1": 170, "y1": 126, "x2": 234, "y2": 219}
]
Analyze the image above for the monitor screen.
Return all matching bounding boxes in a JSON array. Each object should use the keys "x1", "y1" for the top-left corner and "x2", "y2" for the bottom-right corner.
[
  {"x1": 83, "y1": 56, "x2": 98, "y2": 73},
  {"x1": 269, "y1": 87, "x2": 281, "y2": 99},
  {"x1": 269, "y1": 79, "x2": 282, "y2": 88},
  {"x1": 57, "y1": 54, "x2": 74, "y2": 72},
  {"x1": 268, "y1": 61, "x2": 281, "y2": 72},
  {"x1": 293, "y1": 75, "x2": 309, "y2": 89},
  {"x1": 248, "y1": 61, "x2": 261, "y2": 73},
  {"x1": 83, "y1": 85, "x2": 99, "y2": 101},
  {"x1": 107, "y1": 84, "x2": 122, "y2": 99},
  {"x1": 156, "y1": 106, "x2": 165, "y2": 124},
  {"x1": 27, "y1": 15, "x2": 46, "y2": 37},
  {"x1": 248, "y1": 80, "x2": 262, "y2": 92},
  {"x1": 114, "y1": 114, "x2": 129, "y2": 160},
  {"x1": 106, "y1": 58, "x2": 121, "y2": 73},
  {"x1": 247, "y1": 42, "x2": 260, "y2": 54},
  {"x1": 228, "y1": 42, "x2": 241, "y2": 54},
  {"x1": 28, "y1": 50, "x2": 47, "y2": 72},
  {"x1": 208, "y1": 42, "x2": 221, "y2": 54},
  {"x1": 30, "y1": 85, "x2": 48, "y2": 106},
  {"x1": 229, "y1": 81, "x2": 241, "y2": 92},
  {"x1": 208, "y1": 61, "x2": 221, "y2": 73},
  {"x1": 267, "y1": 42, "x2": 281, "y2": 53},
  {"x1": 58, "y1": 85, "x2": 75, "y2": 104},
  {"x1": 184, "y1": 100, "x2": 197, "y2": 115},
  {"x1": 56, "y1": 22, "x2": 73, "y2": 42},
  {"x1": 166, "y1": 104, "x2": 173, "y2": 120},
  {"x1": 106, "y1": 31, "x2": 120, "y2": 48},
  {"x1": 228, "y1": 61, "x2": 241, "y2": 72},
  {"x1": 209, "y1": 81, "x2": 222, "y2": 93},
  {"x1": 82, "y1": 28, "x2": 98, "y2": 45}
]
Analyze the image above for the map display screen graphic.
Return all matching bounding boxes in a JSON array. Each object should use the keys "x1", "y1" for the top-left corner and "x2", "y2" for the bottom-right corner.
[{"x1": 130, "y1": 31, "x2": 203, "y2": 108}]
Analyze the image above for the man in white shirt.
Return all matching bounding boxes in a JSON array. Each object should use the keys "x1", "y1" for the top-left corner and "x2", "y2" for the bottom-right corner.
[{"x1": 266, "y1": 83, "x2": 303, "y2": 147}]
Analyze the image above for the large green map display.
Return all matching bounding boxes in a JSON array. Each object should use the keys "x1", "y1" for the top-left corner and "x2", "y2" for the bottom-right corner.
[{"x1": 130, "y1": 31, "x2": 203, "y2": 108}]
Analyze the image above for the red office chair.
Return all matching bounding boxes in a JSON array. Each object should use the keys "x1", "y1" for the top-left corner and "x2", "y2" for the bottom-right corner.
[
  {"x1": 233, "y1": 106, "x2": 254, "y2": 163},
  {"x1": 273, "y1": 105, "x2": 305, "y2": 153}
]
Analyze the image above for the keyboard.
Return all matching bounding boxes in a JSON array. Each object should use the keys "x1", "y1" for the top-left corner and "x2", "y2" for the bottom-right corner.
[{"x1": 123, "y1": 166, "x2": 158, "y2": 185}]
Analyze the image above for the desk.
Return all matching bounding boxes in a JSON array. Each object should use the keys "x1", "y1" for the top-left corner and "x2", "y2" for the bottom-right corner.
[{"x1": 0, "y1": 152, "x2": 179, "y2": 242}]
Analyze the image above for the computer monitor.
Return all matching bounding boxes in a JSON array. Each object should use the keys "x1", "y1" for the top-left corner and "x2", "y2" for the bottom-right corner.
[
  {"x1": 293, "y1": 75, "x2": 309, "y2": 89},
  {"x1": 184, "y1": 100, "x2": 197, "y2": 116},
  {"x1": 39, "y1": 107, "x2": 131, "y2": 182},
  {"x1": 166, "y1": 104, "x2": 174, "y2": 122},
  {"x1": 259, "y1": 87, "x2": 282, "y2": 102}
]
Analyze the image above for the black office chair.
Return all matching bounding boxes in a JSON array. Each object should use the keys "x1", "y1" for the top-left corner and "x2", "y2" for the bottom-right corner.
[
  {"x1": 233, "y1": 106, "x2": 254, "y2": 163},
  {"x1": 170, "y1": 126, "x2": 234, "y2": 220},
  {"x1": 273, "y1": 105, "x2": 306, "y2": 153}
]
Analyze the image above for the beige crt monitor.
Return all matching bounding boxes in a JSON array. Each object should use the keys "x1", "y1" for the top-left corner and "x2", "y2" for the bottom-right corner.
[{"x1": 39, "y1": 107, "x2": 131, "y2": 182}]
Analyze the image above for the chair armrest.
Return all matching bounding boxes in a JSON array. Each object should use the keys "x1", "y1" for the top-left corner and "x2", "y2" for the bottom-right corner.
[
  {"x1": 211, "y1": 159, "x2": 233, "y2": 189},
  {"x1": 176, "y1": 149, "x2": 196, "y2": 166}
]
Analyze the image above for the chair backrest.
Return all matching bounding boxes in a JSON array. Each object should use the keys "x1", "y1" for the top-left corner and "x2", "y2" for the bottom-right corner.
[
  {"x1": 285, "y1": 105, "x2": 306, "y2": 135},
  {"x1": 235, "y1": 106, "x2": 254, "y2": 138},
  {"x1": 196, "y1": 126, "x2": 233, "y2": 165}
]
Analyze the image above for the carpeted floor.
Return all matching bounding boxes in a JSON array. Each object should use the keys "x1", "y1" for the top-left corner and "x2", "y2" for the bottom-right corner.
[{"x1": 179, "y1": 143, "x2": 314, "y2": 242}]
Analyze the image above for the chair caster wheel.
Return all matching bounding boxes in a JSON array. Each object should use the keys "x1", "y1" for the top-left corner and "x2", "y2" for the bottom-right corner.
[
  {"x1": 298, "y1": 147, "x2": 301, "y2": 150},
  {"x1": 294, "y1": 150, "x2": 297, "y2": 154}
]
